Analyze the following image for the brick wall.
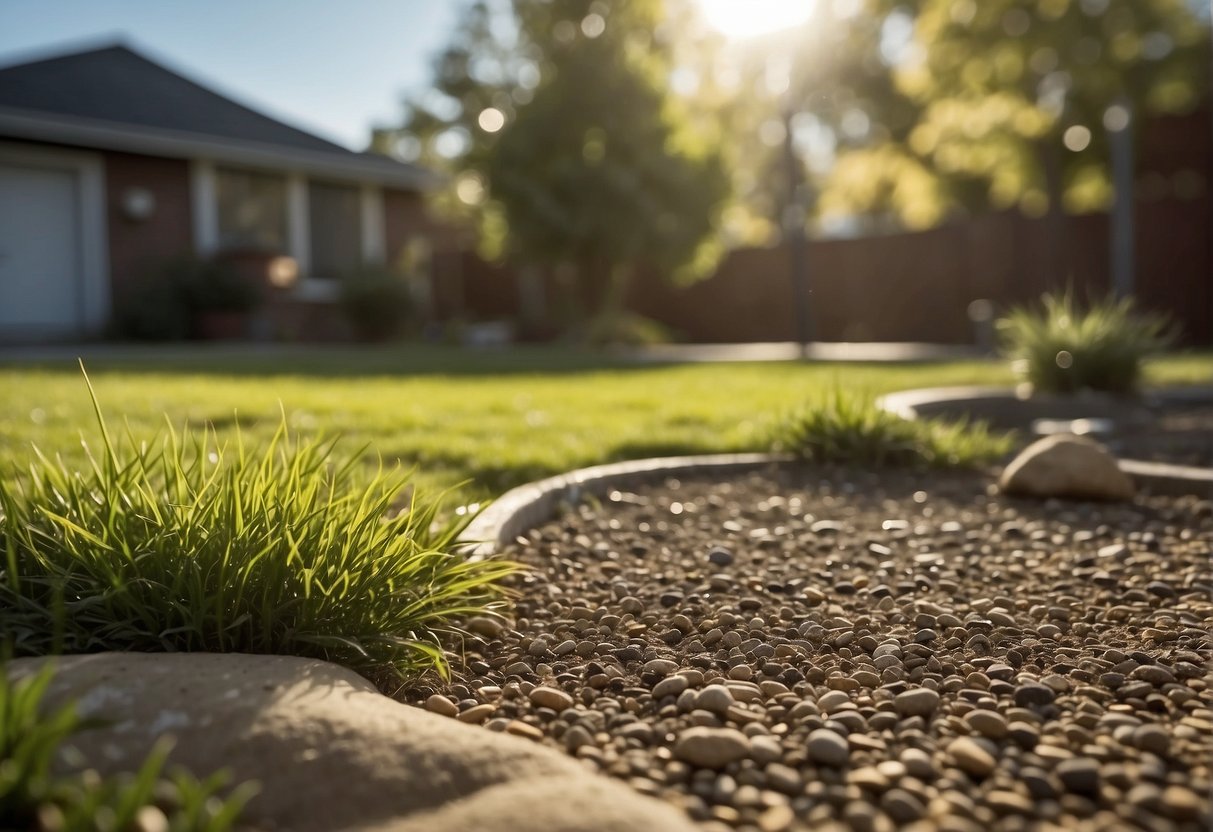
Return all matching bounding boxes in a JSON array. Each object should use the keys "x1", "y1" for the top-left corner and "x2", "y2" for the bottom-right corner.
[{"x1": 103, "y1": 151, "x2": 194, "y2": 299}]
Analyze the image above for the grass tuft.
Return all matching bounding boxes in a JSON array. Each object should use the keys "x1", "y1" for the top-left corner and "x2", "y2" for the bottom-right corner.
[
  {"x1": 0, "y1": 372, "x2": 517, "y2": 682},
  {"x1": 998, "y1": 290, "x2": 1175, "y2": 395},
  {"x1": 772, "y1": 389, "x2": 1013, "y2": 468},
  {"x1": 1, "y1": 664, "x2": 254, "y2": 830}
]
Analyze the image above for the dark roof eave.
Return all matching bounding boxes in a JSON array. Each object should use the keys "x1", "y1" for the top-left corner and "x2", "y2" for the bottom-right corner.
[{"x1": 0, "y1": 106, "x2": 439, "y2": 190}]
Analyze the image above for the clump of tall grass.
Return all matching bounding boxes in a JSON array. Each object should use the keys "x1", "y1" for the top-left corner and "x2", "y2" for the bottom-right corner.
[
  {"x1": 772, "y1": 389, "x2": 1012, "y2": 468},
  {"x1": 998, "y1": 290, "x2": 1175, "y2": 395},
  {"x1": 0, "y1": 371, "x2": 516, "y2": 682},
  {"x1": 1, "y1": 664, "x2": 254, "y2": 830}
]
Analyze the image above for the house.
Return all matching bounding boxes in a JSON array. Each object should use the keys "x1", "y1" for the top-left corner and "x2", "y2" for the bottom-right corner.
[{"x1": 0, "y1": 41, "x2": 438, "y2": 342}]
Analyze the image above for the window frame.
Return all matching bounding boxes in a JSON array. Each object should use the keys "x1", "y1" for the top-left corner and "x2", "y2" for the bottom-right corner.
[{"x1": 191, "y1": 163, "x2": 388, "y2": 302}]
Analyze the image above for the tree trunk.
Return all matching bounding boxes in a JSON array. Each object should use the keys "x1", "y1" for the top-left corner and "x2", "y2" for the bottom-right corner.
[
  {"x1": 566, "y1": 260, "x2": 633, "y2": 342},
  {"x1": 1108, "y1": 98, "x2": 1135, "y2": 298}
]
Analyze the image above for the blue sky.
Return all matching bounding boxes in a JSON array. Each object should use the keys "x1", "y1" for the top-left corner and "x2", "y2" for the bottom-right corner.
[{"x1": 0, "y1": 0, "x2": 464, "y2": 149}]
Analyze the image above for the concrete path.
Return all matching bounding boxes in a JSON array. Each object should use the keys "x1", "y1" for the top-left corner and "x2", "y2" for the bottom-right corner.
[
  {"x1": 0, "y1": 340, "x2": 986, "y2": 367},
  {"x1": 617, "y1": 341, "x2": 984, "y2": 364}
]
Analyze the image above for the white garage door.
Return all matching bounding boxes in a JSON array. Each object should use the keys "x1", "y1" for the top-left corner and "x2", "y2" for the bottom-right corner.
[{"x1": 0, "y1": 163, "x2": 84, "y2": 339}]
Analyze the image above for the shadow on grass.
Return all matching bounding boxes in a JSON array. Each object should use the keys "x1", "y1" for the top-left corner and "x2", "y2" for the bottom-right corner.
[{"x1": 0, "y1": 343, "x2": 678, "y2": 380}]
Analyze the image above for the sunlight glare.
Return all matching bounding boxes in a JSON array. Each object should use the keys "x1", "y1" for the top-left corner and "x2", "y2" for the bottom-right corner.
[{"x1": 698, "y1": 0, "x2": 815, "y2": 39}]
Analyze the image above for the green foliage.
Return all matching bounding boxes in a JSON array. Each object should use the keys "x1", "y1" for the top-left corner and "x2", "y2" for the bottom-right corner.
[
  {"x1": 339, "y1": 269, "x2": 414, "y2": 342},
  {"x1": 998, "y1": 290, "x2": 1175, "y2": 394},
  {"x1": 378, "y1": 0, "x2": 730, "y2": 319},
  {"x1": 0, "y1": 372, "x2": 517, "y2": 682},
  {"x1": 895, "y1": 0, "x2": 1209, "y2": 219},
  {"x1": 113, "y1": 257, "x2": 261, "y2": 341},
  {"x1": 484, "y1": 0, "x2": 729, "y2": 287},
  {"x1": 113, "y1": 263, "x2": 192, "y2": 342},
  {"x1": 773, "y1": 389, "x2": 1012, "y2": 468},
  {"x1": 1, "y1": 665, "x2": 253, "y2": 830}
]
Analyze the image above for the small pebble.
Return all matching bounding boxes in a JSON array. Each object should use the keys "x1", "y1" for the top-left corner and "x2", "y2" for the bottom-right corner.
[
  {"x1": 424, "y1": 694, "x2": 458, "y2": 718},
  {"x1": 673, "y1": 727, "x2": 751, "y2": 768},
  {"x1": 697, "y1": 685, "x2": 735, "y2": 715},
  {"x1": 948, "y1": 737, "x2": 996, "y2": 777},
  {"x1": 894, "y1": 687, "x2": 940, "y2": 717},
  {"x1": 807, "y1": 728, "x2": 849, "y2": 767}
]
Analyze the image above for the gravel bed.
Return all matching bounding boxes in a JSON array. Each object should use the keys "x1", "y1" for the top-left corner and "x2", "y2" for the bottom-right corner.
[{"x1": 410, "y1": 467, "x2": 1213, "y2": 832}]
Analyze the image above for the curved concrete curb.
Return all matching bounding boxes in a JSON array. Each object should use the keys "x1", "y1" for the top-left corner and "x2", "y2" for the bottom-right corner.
[
  {"x1": 876, "y1": 386, "x2": 1212, "y2": 497},
  {"x1": 460, "y1": 453, "x2": 788, "y2": 557}
]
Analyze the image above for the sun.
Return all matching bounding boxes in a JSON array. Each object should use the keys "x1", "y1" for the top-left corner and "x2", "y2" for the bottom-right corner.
[{"x1": 698, "y1": 0, "x2": 816, "y2": 39}]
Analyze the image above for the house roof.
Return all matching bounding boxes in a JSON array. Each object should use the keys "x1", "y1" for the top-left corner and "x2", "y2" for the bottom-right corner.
[{"x1": 0, "y1": 43, "x2": 433, "y2": 189}]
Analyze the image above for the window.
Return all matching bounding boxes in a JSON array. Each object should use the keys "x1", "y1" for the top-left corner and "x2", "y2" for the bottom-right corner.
[
  {"x1": 215, "y1": 168, "x2": 287, "y2": 251},
  {"x1": 308, "y1": 181, "x2": 362, "y2": 278}
]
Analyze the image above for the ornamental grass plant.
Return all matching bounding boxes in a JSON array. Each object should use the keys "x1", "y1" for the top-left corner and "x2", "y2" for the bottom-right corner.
[
  {"x1": 1, "y1": 665, "x2": 254, "y2": 831},
  {"x1": 998, "y1": 290, "x2": 1175, "y2": 395},
  {"x1": 0, "y1": 371, "x2": 516, "y2": 683},
  {"x1": 773, "y1": 389, "x2": 1012, "y2": 468}
]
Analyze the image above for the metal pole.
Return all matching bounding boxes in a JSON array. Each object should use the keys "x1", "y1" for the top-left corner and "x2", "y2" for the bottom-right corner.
[
  {"x1": 1108, "y1": 97, "x2": 1135, "y2": 298},
  {"x1": 782, "y1": 108, "x2": 812, "y2": 357}
]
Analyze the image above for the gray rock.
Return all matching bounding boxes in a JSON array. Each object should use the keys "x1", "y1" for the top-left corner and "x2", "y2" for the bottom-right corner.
[
  {"x1": 1056, "y1": 757, "x2": 1101, "y2": 794},
  {"x1": 806, "y1": 728, "x2": 849, "y2": 767},
  {"x1": 947, "y1": 737, "x2": 996, "y2": 777},
  {"x1": 529, "y1": 686, "x2": 574, "y2": 711},
  {"x1": 8, "y1": 653, "x2": 699, "y2": 832},
  {"x1": 465, "y1": 615, "x2": 508, "y2": 638},
  {"x1": 818, "y1": 690, "x2": 852, "y2": 713},
  {"x1": 652, "y1": 675, "x2": 689, "y2": 699},
  {"x1": 999, "y1": 434, "x2": 1135, "y2": 501},
  {"x1": 963, "y1": 709, "x2": 1008, "y2": 739},
  {"x1": 563, "y1": 724, "x2": 594, "y2": 751},
  {"x1": 893, "y1": 688, "x2": 940, "y2": 717},
  {"x1": 642, "y1": 659, "x2": 679, "y2": 677},
  {"x1": 1013, "y1": 683, "x2": 1055, "y2": 707},
  {"x1": 1131, "y1": 724, "x2": 1171, "y2": 756},
  {"x1": 696, "y1": 684, "x2": 736, "y2": 715}
]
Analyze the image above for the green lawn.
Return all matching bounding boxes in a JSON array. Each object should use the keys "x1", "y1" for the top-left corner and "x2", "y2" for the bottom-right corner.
[{"x1": 0, "y1": 345, "x2": 1208, "y2": 501}]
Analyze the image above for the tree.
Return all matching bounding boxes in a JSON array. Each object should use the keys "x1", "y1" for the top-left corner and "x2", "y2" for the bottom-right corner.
[
  {"x1": 375, "y1": 0, "x2": 729, "y2": 326},
  {"x1": 902, "y1": 0, "x2": 1208, "y2": 212},
  {"x1": 703, "y1": 2, "x2": 952, "y2": 236},
  {"x1": 370, "y1": 1, "x2": 519, "y2": 233}
]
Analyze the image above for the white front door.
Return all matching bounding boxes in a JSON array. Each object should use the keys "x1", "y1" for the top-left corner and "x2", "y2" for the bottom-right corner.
[{"x1": 0, "y1": 162, "x2": 84, "y2": 339}]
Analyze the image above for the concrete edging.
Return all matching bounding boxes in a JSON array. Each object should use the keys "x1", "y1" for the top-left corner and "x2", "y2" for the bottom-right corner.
[
  {"x1": 876, "y1": 386, "x2": 1212, "y2": 497},
  {"x1": 459, "y1": 385, "x2": 1209, "y2": 558},
  {"x1": 459, "y1": 453, "x2": 788, "y2": 557}
]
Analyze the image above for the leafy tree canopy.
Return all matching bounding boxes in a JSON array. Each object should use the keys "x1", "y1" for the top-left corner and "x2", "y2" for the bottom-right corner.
[
  {"x1": 819, "y1": 0, "x2": 1210, "y2": 227},
  {"x1": 375, "y1": 0, "x2": 729, "y2": 315}
]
